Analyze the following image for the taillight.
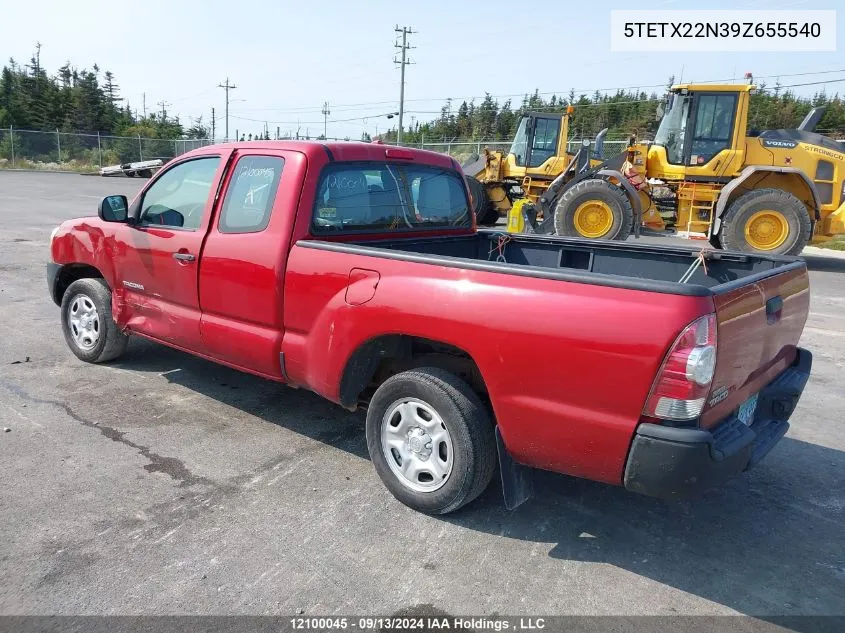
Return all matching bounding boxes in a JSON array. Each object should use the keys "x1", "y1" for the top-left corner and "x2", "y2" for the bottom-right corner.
[{"x1": 643, "y1": 314, "x2": 717, "y2": 422}]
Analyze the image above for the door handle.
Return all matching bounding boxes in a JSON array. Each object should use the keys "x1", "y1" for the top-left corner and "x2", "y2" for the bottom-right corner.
[{"x1": 173, "y1": 252, "x2": 196, "y2": 262}]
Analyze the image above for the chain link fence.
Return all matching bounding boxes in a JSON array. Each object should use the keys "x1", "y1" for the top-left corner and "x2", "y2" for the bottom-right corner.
[
  {"x1": 403, "y1": 139, "x2": 630, "y2": 163},
  {"x1": 0, "y1": 129, "x2": 632, "y2": 173},
  {"x1": 0, "y1": 128, "x2": 212, "y2": 173}
]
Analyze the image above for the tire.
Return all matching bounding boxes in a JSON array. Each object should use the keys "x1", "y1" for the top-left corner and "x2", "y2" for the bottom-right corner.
[
  {"x1": 139, "y1": 169, "x2": 153, "y2": 178},
  {"x1": 466, "y1": 175, "x2": 499, "y2": 227},
  {"x1": 365, "y1": 367, "x2": 497, "y2": 515},
  {"x1": 125, "y1": 171, "x2": 136, "y2": 178},
  {"x1": 719, "y1": 188, "x2": 811, "y2": 256},
  {"x1": 554, "y1": 178, "x2": 633, "y2": 241},
  {"x1": 61, "y1": 278, "x2": 129, "y2": 363}
]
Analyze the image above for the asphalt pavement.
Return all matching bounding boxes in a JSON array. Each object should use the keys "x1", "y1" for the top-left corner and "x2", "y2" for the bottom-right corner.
[{"x1": 0, "y1": 171, "x2": 843, "y2": 617}]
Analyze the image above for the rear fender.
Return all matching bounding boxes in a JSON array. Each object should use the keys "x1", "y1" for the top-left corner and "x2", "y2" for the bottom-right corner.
[{"x1": 713, "y1": 166, "x2": 820, "y2": 234}]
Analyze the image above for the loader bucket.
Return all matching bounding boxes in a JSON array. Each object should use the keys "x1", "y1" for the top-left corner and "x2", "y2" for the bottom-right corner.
[{"x1": 461, "y1": 153, "x2": 487, "y2": 179}]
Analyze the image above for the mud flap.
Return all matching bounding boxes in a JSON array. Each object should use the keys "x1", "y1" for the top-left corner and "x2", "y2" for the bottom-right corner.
[{"x1": 496, "y1": 427, "x2": 534, "y2": 510}]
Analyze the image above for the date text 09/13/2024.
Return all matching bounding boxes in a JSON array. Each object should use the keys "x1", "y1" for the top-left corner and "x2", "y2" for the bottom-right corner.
[{"x1": 290, "y1": 616, "x2": 547, "y2": 630}]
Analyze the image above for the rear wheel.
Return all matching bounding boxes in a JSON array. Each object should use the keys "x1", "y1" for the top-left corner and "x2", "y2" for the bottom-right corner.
[
  {"x1": 555, "y1": 179, "x2": 633, "y2": 241},
  {"x1": 466, "y1": 175, "x2": 499, "y2": 226},
  {"x1": 719, "y1": 188, "x2": 811, "y2": 256},
  {"x1": 365, "y1": 367, "x2": 496, "y2": 515}
]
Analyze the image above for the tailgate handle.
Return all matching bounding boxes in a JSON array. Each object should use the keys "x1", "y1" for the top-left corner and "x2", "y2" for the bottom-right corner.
[{"x1": 766, "y1": 296, "x2": 783, "y2": 324}]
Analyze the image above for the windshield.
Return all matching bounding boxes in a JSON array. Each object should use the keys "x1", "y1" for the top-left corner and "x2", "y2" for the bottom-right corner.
[
  {"x1": 311, "y1": 162, "x2": 470, "y2": 233},
  {"x1": 509, "y1": 116, "x2": 529, "y2": 166},
  {"x1": 653, "y1": 94, "x2": 691, "y2": 165}
]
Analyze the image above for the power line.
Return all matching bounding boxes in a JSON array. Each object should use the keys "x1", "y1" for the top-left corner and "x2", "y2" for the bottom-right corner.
[
  {"x1": 778, "y1": 77, "x2": 845, "y2": 89},
  {"x1": 216, "y1": 67, "x2": 845, "y2": 121},
  {"x1": 218, "y1": 78, "x2": 237, "y2": 142},
  {"x1": 394, "y1": 25, "x2": 415, "y2": 144},
  {"x1": 229, "y1": 110, "x2": 401, "y2": 125},
  {"x1": 219, "y1": 72, "x2": 845, "y2": 136}
]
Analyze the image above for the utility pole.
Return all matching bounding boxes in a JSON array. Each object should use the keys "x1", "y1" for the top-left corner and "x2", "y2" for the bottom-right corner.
[
  {"x1": 322, "y1": 101, "x2": 331, "y2": 139},
  {"x1": 218, "y1": 77, "x2": 237, "y2": 142},
  {"x1": 142, "y1": 92, "x2": 146, "y2": 118},
  {"x1": 394, "y1": 25, "x2": 415, "y2": 145},
  {"x1": 211, "y1": 107, "x2": 216, "y2": 143},
  {"x1": 157, "y1": 100, "x2": 171, "y2": 124}
]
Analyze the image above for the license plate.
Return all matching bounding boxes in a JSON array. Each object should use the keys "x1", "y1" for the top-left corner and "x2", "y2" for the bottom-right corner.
[{"x1": 738, "y1": 393, "x2": 759, "y2": 426}]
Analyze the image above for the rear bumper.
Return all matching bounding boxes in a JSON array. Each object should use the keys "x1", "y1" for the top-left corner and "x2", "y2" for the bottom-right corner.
[{"x1": 623, "y1": 347, "x2": 812, "y2": 500}]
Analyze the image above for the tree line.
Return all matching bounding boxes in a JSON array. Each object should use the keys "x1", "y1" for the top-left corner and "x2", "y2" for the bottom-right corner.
[
  {"x1": 383, "y1": 79, "x2": 845, "y2": 145},
  {"x1": 0, "y1": 46, "x2": 208, "y2": 138},
  {"x1": 3, "y1": 45, "x2": 844, "y2": 162},
  {"x1": 0, "y1": 46, "x2": 211, "y2": 167}
]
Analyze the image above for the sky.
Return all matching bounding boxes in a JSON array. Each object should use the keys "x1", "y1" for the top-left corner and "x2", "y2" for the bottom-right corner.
[{"x1": 1, "y1": 0, "x2": 843, "y2": 141}]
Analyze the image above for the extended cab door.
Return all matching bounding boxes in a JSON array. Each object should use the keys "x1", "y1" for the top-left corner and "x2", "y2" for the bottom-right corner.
[
  {"x1": 197, "y1": 149, "x2": 306, "y2": 377},
  {"x1": 112, "y1": 153, "x2": 228, "y2": 348}
]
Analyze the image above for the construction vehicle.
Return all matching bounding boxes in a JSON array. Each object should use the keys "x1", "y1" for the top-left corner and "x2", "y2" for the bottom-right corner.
[
  {"x1": 463, "y1": 106, "x2": 610, "y2": 227},
  {"x1": 467, "y1": 83, "x2": 845, "y2": 255}
]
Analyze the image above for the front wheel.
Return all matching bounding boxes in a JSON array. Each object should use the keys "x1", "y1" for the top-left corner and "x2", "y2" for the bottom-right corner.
[
  {"x1": 365, "y1": 368, "x2": 497, "y2": 514},
  {"x1": 554, "y1": 178, "x2": 633, "y2": 241},
  {"x1": 61, "y1": 278, "x2": 129, "y2": 363}
]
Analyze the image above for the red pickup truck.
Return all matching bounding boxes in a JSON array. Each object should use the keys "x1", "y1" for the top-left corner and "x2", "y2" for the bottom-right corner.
[{"x1": 47, "y1": 141, "x2": 812, "y2": 514}]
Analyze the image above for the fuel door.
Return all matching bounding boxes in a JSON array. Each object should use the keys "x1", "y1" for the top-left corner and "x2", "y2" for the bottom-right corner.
[{"x1": 345, "y1": 268, "x2": 380, "y2": 306}]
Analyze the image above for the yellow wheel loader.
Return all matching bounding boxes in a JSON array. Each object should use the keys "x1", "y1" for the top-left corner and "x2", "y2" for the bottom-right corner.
[
  {"x1": 462, "y1": 107, "x2": 615, "y2": 228},
  {"x1": 468, "y1": 83, "x2": 845, "y2": 255}
]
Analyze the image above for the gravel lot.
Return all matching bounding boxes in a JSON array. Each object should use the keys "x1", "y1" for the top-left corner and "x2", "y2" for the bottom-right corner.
[{"x1": 0, "y1": 171, "x2": 843, "y2": 617}]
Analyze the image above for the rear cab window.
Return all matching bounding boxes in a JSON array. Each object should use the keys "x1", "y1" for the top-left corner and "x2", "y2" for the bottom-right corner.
[
  {"x1": 219, "y1": 155, "x2": 285, "y2": 233},
  {"x1": 311, "y1": 162, "x2": 470, "y2": 234}
]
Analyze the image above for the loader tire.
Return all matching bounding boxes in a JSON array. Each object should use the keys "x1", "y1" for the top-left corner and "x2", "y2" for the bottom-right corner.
[
  {"x1": 466, "y1": 176, "x2": 499, "y2": 227},
  {"x1": 719, "y1": 188, "x2": 811, "y2": 256},
  {"x1": 554, "y1": 179, "x2": 633, "y2": 241}
]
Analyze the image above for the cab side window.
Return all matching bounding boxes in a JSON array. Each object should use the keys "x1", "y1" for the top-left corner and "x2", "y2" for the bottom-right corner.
[
  {"x1": 139, "y1": 157, "x2": 220, "y2": 230},
  {"x1": 219, "y1": 156, "x2": 285, "y2": 233}
]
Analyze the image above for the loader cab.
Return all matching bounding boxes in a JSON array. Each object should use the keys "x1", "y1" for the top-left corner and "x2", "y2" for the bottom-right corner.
[
  {"x1": 509, "y1": 113, "x2": 567, "y2": 169},
  {"x1": 650, "y1": 84, "x2": 752, "y2": 179}
]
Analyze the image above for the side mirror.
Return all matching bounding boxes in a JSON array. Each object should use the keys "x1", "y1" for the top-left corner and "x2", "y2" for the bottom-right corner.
[{"x1": 98, "y1": 195, "x2": 129, "y2": 222}]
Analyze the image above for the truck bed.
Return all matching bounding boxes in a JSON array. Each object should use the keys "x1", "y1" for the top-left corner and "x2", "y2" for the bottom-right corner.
[{"x1": 308, "y1": 230, "x2": 803, "y2": 296}]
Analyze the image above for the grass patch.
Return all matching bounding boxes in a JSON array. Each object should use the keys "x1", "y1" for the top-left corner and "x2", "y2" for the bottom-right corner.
[
  {"x1": 0, "y1": 158, "x2": 99, "y2": 173},
  {"x1": 814, "y1": 236, "x2": 845, "y2": 251}
]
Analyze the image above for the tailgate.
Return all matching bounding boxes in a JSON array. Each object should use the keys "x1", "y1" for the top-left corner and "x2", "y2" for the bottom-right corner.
[{"x1": 700, "y1": 263, "x2": 810, "y2": 429}]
